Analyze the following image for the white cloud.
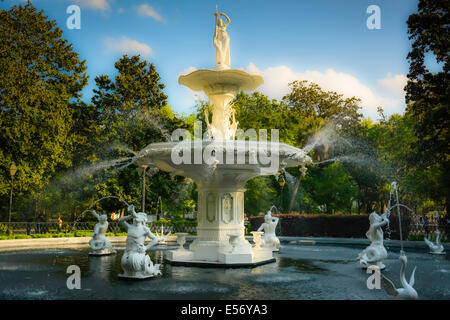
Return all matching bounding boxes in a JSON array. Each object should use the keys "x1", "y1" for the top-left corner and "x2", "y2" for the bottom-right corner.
[
  {"x1": 74, "y1": 0, "x2": 110, "y2": 11},
  {"x1": 103, "y1": 36, "x2": 153, "y2": 58},
  {"x1": 178, "y1": 66, "x2": 208, "y2": 102},
  {"x1": 137, "y1": 4, "x2": 164, "y2": 22},
  {"x1": 245, "y1": 63, "x2": 406, "y2": 120},
  {"x1": 377, "y1": 74, "x2": 408, "y2": 99},
  {"x1": 179, "y1": 66, "x2": 197, "y2": 76}
]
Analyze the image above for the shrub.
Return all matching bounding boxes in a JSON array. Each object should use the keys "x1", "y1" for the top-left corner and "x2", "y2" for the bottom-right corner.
[{"x1": 249, "y1": 212, "x2": 411, "y2": 240}]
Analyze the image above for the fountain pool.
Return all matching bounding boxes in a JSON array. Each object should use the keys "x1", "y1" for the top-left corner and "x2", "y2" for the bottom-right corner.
[{"x1": 1, "y1": 242, "x2": 448, "y2": 300}]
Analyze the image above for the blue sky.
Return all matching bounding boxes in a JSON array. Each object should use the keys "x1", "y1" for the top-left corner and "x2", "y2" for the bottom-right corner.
[{"x1": 2, "y1": 0, "x2": 420, "y2": 120}]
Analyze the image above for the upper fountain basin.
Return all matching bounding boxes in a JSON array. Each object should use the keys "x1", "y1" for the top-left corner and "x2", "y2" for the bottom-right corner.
[
  {"x1": 178, "y1": 69, "x2": 264, "y2": 95},
  {"x1": 135, "y1": 140, "x2": 312, "y2": 188}
]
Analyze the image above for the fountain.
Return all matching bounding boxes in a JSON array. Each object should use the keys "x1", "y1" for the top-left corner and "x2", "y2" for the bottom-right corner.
[
  {"x1": 88, "y1": 210, "x2": 116, "y2": 256},
  {"x1": 380, "y1": 181, "x2": 418, "y2": 300},
  {"x1": 135, "y1": 9, "x2": 312, "y2": 267},
  {"x1": 424, "y1": 211, "x2": 445, "y2": 254},
  {"x1": 256, "y1": 206, "x2": 281, "y2": 252},
  {"x1": 155, "y1": 224, "x2": 171, "y2": 245},
  {"x1": 381, "y1": 252, "x2": 418, "y2": 300},
  {"x1": 357, "y1": 210, "x2": 389, "y2": 269},
  {"x1": 71, "y1": 196, "x2": 130, "y2": 232}
]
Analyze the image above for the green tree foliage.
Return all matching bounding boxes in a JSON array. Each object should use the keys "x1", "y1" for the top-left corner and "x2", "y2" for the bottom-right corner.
[
  {"x1": 405, "y1": 0, "x2": 449, "y2": 211},
  {"x1": 244, "y1": 176, "x2": 278, "y2": 215},
  {"x1": 0, "y1": 4, "x2": 88, "y2": 218},
  {"x1": 283, "y1": 80, "x2": 362, "y2": 121},
  {"x1": 224, "y1": 82, "x2": 363, "y2": 215},
  {"x1": 302, "y1": 163, "x2": 358, "y2": 214},
  {"x1": 89, "y1": 54, "x2": 193, "y2": 216}
]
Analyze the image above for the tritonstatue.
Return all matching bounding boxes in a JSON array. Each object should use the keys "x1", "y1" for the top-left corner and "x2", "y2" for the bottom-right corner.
[{"x1": 118, "y1": 205, "x2": 161, "y2": 279}]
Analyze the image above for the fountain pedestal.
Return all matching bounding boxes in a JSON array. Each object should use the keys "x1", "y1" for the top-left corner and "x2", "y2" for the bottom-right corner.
[{"x1": 165, "y1": 176, "x2": 275, "y2": 267}]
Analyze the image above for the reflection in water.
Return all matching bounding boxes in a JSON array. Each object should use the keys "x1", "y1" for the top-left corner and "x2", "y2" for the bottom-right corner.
[
  {"x1": 278, "y1": 257, "x2": 328, "y2": 274},
  {"x1": 88, "y1": 254, "x2": 116, "y2": 281}
]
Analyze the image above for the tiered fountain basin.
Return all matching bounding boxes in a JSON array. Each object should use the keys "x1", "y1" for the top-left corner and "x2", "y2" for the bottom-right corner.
[
  {"x1": 135, "y1": 140, "x2": 312, "y2": 267},
  {"x1": 179, "y1": 69, "x2": 264, "y2": 140},
  {"x1": 178, "y1": 69, "x2": 264, "y2": 93}
]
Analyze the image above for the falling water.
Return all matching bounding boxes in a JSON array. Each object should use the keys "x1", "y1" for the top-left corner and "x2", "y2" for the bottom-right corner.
[
  {"x1": 71, "y1": 196, "x2": 131, "y2": 231},
  {"x1": 67, "y1": 157, "x2": 135, "y2": 181},
  {"x1": 284, "y1": 172, "x2": 297, "y2": 190}
]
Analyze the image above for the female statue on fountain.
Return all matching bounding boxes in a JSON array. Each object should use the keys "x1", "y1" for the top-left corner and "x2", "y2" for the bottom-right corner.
[
  {"x1": 89, "y1": 210, "x2": 115, "y2": 255},
  {"x1": 214, "y1": 10, "x2": 231, "y2": 70},
  {"x1": 358, "y1": 210, "x2": 389, "y2": 269},
  {"x1": 118, "y1": 205, "x2": 161, "y2": 279}
]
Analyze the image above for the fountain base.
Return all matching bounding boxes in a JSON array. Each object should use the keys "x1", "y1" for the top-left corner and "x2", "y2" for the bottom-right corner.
[
  {"x1": 88, "y1": 248, "x2": 116, "y2": 256},
  {"x1": 118, "y1": 273, "x2": 158, "y2": 280},
  {"x1": 165, "y1": 247, "x2": 275, "y2": 268}
]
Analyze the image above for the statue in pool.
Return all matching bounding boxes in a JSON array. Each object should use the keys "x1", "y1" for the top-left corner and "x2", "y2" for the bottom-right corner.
[
  {"x1": 118, "y1": 205, "x2": 161, "y2": 279},
  {"x1": 257, "y1": 210, "x2": 281, "y2": 251},
  {"x1": 358, "y1": 210, "x2": 389, "y2": 269},
  {"x1": 88, "y1": 210, "x2": 116, "y2": 256},
  {"x1": 213, "y1": 8, "x2": 231, "y2": 70}
]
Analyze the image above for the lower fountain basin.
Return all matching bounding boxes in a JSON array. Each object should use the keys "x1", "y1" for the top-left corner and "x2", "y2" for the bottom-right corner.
[{"x1": 1, "y1": 242, "x2": 448, "y2": 299}]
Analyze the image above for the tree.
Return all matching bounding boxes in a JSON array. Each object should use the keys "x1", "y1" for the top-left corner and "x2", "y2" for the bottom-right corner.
[
  {"x1": 90, "y1": 55, "x2": 192, "y2": 216},
  {"x1": 283, "y1": 80, "x2": 362, "y2": 121},
  {"x1": 0, "y1": 4, "x2": 88, "y2": 218},
  {"x1": 302, "y1": 163, "x2": 358, "y2": 214},
  {"x1": 405, "y1": 0, "x2": 449, "y2": 211}
]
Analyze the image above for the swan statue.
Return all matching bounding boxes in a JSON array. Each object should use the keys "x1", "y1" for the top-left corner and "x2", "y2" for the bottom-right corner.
[
  {"x1": 424, "y1": 230, "x2": 445, "y2": 254},
  {"x1": 381, "y1": 252, "x2": 418, "y2": 300}
]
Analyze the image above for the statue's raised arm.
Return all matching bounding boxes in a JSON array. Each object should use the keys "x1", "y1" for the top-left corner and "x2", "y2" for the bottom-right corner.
[
  {"x1": 91, "y1": 210, "x2": 100, "y2": 220},
  {"x1": 118, "y1": 214, "x2": 133, "y2": 229},
  {"x1": 219, "y1": 12, "x2": 230, "y2": 28}
]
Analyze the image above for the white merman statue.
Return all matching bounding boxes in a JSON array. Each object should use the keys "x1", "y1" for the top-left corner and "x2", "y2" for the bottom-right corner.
[
  {"x1": 89, "y1": 210, "x2": 116, "y2": 255},
  {"x1": 257, "y1": 210, "x2": 281, "y2": 251},
  {"x1": 358, "y1": 210, "x2": 389, "y2": 269},
  {"x1": 118, "y1": 205, "x2": 161, "y2": 279}
]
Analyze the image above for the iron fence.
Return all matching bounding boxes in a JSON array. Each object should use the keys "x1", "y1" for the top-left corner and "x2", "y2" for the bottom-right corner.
[{"x1": 0, "y1": 221, "x2": 197, "y2": 236}]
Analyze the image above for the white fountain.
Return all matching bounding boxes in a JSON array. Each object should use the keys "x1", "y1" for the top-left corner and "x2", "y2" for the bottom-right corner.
[
  {"x1": 257, "y1": 206, "x2": 281, "y2": 252},
  {"x1": 357, "y1": 210, "x2": 389, "y2": 269},
  {"x1": 381, "y1": 251, "x2": 418, "y2": 300},
  {"x1": 380, "y1": 181, "x2": 418, "y2": 300},
  {"x1": 88, "y1": 210, "x2": 116, "y2": 256},
  {"x1": 135, "y1": 9, "x2": 312, "y2": 267},
  {"x1": 118, "y1": 205, "x2": 161, "y2": 279},
  {"x1": 424, "y1": 211, "x2": 445, "y2": 254},
  {"x1": 155, "y1": 224, "x2": 171, "y2": 245}
]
